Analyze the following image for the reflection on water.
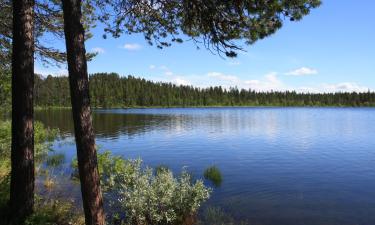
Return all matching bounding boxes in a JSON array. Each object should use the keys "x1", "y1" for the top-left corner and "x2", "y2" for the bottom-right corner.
[{"x1": 36, "y1": 107, "x2": 375, "y2": 225}]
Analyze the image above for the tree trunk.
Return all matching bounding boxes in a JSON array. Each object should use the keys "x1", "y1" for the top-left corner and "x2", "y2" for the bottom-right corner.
[
  {"x1": 10, "y1": 0, "x2": 35, "y2": 224},
  {"x1": 61, "y1": 0, "x2": 105, "y2": 225}
]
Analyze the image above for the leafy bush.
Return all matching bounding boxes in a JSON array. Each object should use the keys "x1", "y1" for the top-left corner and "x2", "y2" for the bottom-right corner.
[
  {"x1": 73, "y1": 151, "x2": 211, "y2": 225},
  {"x1": 0, "y1": 120, "x2": 58, "y2": 162},
  {"x1": 45, "y1": 153, "x2": 65, "y2": 168},
  {"x1": 34, "y1": 122, "x2": 59, "y2": 161},
  {"x1": 25, "y1": 198, "x2": 84, "y2": 225}
]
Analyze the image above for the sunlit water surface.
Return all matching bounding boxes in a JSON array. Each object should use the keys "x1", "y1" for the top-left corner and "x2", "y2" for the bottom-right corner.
[{"x1": 35, "y1": 107, "x2": 375, "y2": 225}]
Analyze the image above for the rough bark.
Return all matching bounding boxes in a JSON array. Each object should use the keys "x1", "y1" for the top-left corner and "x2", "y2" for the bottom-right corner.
[
  {"x1": 61, "y1": 0, "x2": 105, "y2": 224},
  {"x1": 9, "y1": 0, "x2": 35, "y2": 224}
]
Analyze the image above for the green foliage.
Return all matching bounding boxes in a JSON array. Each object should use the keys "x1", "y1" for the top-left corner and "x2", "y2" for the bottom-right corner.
[
  {"x1": 98, "y1": 151, "x2": 142, "y2": 192},
  {"x1": 25, "y1": 198, "x2": 84, "y2": 225},
  {"x1": 34, "y1": 122, "x2": 60, "y2": 162},
  {"x1": 155, "y1": 164, "x2": 170, "y2": 175},
  {"x1": 34, "y1": 74, "x2": 71, "y2": 107},
  {"x1": 0, "y1": 121, "x2": 11, "y2": 219},
  {"x1": 0, "y1": 119, "x2": 58, "y2": 176},
  {"x1": 0, "y1": 174, "x2": 10, "y2": 218},
  {"x1": 73, "y1": 151, "x2": 211, "y2": 225},
  {"x1": 0, "y1": 69, "x2": 11, "y2": 110},
  {"x1": 45, "y1": 153, "x2": 65, "y2": 168},
  {"x1": 33, "y1": 73, "x2": 375, "y2": 108},
  {"x1": 0, "y1": 120, "x2": 59, "y2": 223},
  {"x1": 0, "y1": 0, "x2": 11, "y2": 69},
  {"x1": 0, "y1": 120, "x2": 11, "y2": 160},
  {"x1": 0, "y1": 122, "x2": 58, "y2": 168},
  {"x1": 0, "y1": 120, "x2": 11, "y2": 202},
  {"x1": 97, "y1": 0, "x2": 321, "y2": 57},
  {"x1": 204, "y1": 166, "x2": 223, "y2": 187},
  {"x1": 120, "y1": 169, "x2": 210, "y2": 225}
]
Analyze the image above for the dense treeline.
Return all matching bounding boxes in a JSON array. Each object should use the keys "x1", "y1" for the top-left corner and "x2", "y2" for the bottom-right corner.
[
  {"x1": 2, "y1": 72, "x2": 375, "y2": 108},
  {"x1": 30, "y1": 73, "x2": 375, "y2": 107},
  {"x1": 3, "y1": 71, "x2": 375, "y2": 108}
]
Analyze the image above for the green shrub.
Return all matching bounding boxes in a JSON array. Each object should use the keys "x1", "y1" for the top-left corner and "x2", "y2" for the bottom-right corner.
[
  {"x1": 34, "y1": 122, "x2": 59, "y2": 161},
  {"x1": 45, "y1": 153, "x2": 65, "y2": 168},
  {"x1": 155, "y1": 164, "x2": 170, "y2": 175},
  {"x1": 0, "y1": 120, "x2": 58, "y2": 162},
  {"x1": 73, "y1": 151, "x2": 211, "y2": 225},
  {"x1": 25, "y1": 198, "x2": 84, "y2": 225}
]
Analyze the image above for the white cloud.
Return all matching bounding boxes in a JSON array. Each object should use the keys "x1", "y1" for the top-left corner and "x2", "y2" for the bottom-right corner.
[
  {"x1": 35, "y1": 67, "x2": 68, "y2": 77},
  {"x1": 321, "y1": 82, "x2": 369, "y2": 93},
  {"x1": 293, "y1": 82, "x2": 370, "y2": 93},
  {"x1": 55, "y1": 69, "x2": 68, "y2": 76},
  {"x1": 172, "y1": 77, "x2": 190, "y2": 86},
  {"x1": 207, "y1": 72, "x2": 239, "y2": 83},
  {"x1": 244, "y1": 72, "x2": 284, "y2": 91},
  {"x1": 148, "y1": 65, "x2": 187, "y2": 84},
  {"x1": 35, "y1": 67, "x2": 51, "y2": 76},
  {"x1": 264, "y1": 72, "x2": 279, "y2": 84},
  {"x1": 122, "y1": 43, "x2": 142, "y2": 50},
  {"x1": 152, "y1": 65, "x2": 174, "y2": 76},
  {"x1": 91, "y1": 47, "x2": 105, "y2": 54},
  {"x1": 244, "y1": 80, "x2": 260, "y2": 86},
  {"x1": 147, "y1": 66, "x2": 371, "y2": 93},
  {"x1": 206, "y1": 71, "x2": 284, "y2": 91},
  {"x1": 294, "y1": 86, "x2": 318, "y2": 93},
  {"x1": 285, "y1": 67, "x2": 318, "y2": 76}
]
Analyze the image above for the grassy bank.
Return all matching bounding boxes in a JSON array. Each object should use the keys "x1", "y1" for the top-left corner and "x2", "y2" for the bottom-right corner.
[{"x1": 0, "y1": 120, "x2": 83, "y2": 225}]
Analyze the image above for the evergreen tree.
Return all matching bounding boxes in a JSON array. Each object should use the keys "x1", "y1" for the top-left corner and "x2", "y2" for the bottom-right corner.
[
  {"x1": 0, "y1": 0, "x2": 97, "y2": 67},
  {"x1": 62, "y1": 0, "x2": 105, "y2": 224},
  {"x1": 10, "y1": 0, "x2": 35, "y2": 223}
]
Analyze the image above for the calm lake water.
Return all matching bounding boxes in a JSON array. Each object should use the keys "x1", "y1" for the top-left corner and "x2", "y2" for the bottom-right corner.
[{"x1": 35, "y1": 107, "x2": 375, "y2": 225}]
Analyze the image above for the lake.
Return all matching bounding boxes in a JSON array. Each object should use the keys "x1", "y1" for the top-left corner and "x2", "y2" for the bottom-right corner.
[{"x1": 35, "y1": 107, "x2": 375, "y2": 225}]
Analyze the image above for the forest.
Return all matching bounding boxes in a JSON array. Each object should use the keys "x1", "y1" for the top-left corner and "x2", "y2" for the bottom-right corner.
[{"x1": 30, "y1": 73, "x2": 375, "y2": 108}]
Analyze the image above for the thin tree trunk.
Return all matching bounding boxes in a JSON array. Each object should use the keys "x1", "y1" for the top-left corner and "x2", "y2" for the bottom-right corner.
[
  {"x1": 9, "y1": 0, "x2": 35, "y2": 224},
  {"x1": 61, "y1": 0, "x2": 105, "y2": 225}
]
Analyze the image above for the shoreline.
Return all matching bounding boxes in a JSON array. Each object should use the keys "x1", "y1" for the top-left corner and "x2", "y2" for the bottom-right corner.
[{"x1": 32, "y1": 105, "x2": 375, "y2": 111}]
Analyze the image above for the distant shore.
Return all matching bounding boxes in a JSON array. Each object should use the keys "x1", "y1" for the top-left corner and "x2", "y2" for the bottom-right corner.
[{"x1": 32, "y1": 105, "x2": 375, "y2": 111}]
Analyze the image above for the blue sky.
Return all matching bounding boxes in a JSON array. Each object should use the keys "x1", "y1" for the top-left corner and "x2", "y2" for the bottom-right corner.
[{"x1": 36, "y1": 1, "x2": 375, "y2": 92}]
